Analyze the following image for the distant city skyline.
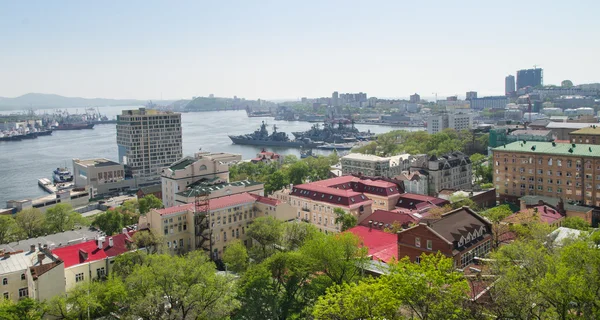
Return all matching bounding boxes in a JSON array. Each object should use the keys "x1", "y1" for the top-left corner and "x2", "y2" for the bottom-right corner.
[{"x1": 1, "y1": 1, "x2": 599, "y2": 101}]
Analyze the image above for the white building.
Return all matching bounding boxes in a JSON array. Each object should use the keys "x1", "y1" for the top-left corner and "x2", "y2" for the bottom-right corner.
[
  {"x1": 116, "y1": 108, "x2": 183, "y2": 185},
  {"x1": 341, "y1": 153, "x2": 412, "y2": 178},
  {"x1": 395, "y1": 170, "x2": 428, "y2": 195},
  {"x1": 427, "y1": 113, "x2": 473, "y2": 134}
]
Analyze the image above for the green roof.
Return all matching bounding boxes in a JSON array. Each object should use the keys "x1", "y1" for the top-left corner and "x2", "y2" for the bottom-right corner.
[
  {"x1": 520, "y1": 195, "x2": 593, "y2": 213},
  {"x1": 570, "y1": 126, "x2": 600, "y2": 135},
  {"x1": 169, "y1": 158, "x2": 196, "y2": 171},
  {"x1": 493, "y1": 141, "x2": 600, "y2": 157},
  {"x1": 176, "y1": 180, "x2": 262, "y2": 197}
]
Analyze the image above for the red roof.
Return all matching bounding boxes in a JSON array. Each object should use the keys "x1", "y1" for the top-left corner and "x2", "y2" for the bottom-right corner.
[
  {"x1": 52, "y1": 231, "x2": 135, "y2": 268},
  {"x1": 359, "y1": 209, "x2": 419, "y2": 228},
  {"x1": 347, "y1": 226, "x2": 397, "y2": 263},
  {"x1": 248, "y1": 193, "x2": 280, "y2": 206},
  {"x1": 396, "y1": 193, "x2": 449, "y2": 211},
  {"x1": 505, "y1": 205, "x2": 565, "y2": 225},
  {"x1": 156, "y1": 193, "x2": 259, "y2": 216}
]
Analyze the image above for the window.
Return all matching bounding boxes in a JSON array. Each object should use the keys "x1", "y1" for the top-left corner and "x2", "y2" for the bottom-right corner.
[
  {"x1": 415, "y1": 256, "x2": 421, "y2": 264},
  {"x1": 2, "y1": 292, "x2": 7, "y2": 299},
  {"x1": 2, "y1": 278, "x2": 7, "y2": 285},
  {"x1": 426, "y1": 240, "x2": 433, "y2": 250},
  {"x1": 97, "y1": 267, "x2": 106, "y2": 278},
  {"x1": 163, "y1": 227, "x2": 168, "y2": 235},
  {"x1": 20, "y1": 274, "x2": 25, "y2": 281},
  {"x1": 18, "y1": 288, "x2": 28, "y2": 299},
  {"x1": 415, "y1": 237, "x2": 421, "y2": 247},
  {"x1": 75, "y1": 273, "x2": 84, "y2": 283},
  {"x1": 179, "y1": 239, "x2": 184, "y2": 247}
]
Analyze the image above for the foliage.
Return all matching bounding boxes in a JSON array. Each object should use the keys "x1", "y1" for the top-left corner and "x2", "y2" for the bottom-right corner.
[
  {"x1": 223, "y1": 239, "x2": 249, "y2": 273},
  {"x1": 333, "y1": 208, "x2": 357, "y2": 232},
  {"x1": 247, "y1": 216, "x2": 283, "y2": 262},
  {"x1": 132, "y1": 229, "x2": 165, "y2": 254},
  {"x1": 281, "y1": 222, "x2": 320, "y2": 251},
  {"x1": 481, "y1": 204, "x2": 514, "y2": 248},
  {"x1": 92, "y1": 200, "x2": 140, "y2": 235},
  {"x1": 560, "y1": 216, "x2": 590, "y2": 230},
  {"x1": 45, "y1": 203, "x2": 88, "y2": 234},
  {"x1": 14, "y1": 208, "x2": 45, "y2": 239},
  {"x1": 0, "y1": 215, "x2": 18, "y2": 244},
  {"x1": 0, "y1": 298, "x2": 45, "y2": 320},
  {"x1": 138, "y1": 194, "x2": 163, "y2": 214}
]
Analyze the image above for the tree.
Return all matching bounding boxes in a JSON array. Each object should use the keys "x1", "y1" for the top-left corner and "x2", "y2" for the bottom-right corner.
[
  {"x1": 481, "y1": 204, "x2": 514, "y2": 248},
  {"x1": 247, "y1": 216, "x2": 283, "y2": 261},
  {"x1": 222, "y1": 239, "x2": 249, "y2": 273},
  {"x1": 15, "y1": 208, "x2": 45, "y2": 238},
  {"x1": 470, "y1": 153, "x2": 487, "y2": 183},
  {"x1": 138, "y1": 194, "x2": 163, "y2": 215},
  {"x1": 313, "y1": 277, "x2": 401, "y2": 320},
  {"x1": 560, "y1": 216, "x2": 589, "y2": 230},
  {"x1": 287, "y1": 161, "x2": 310, "y2": 185},
  {"x1": 281, "y1": 222, "x2": 320, "y2": 251},
  {"x1": 45, "y1": 203, "x2": 87, "y2": 233},
  {"x1": 0, "y1": 298, "x2": 45, "y2": 320},
  {"x1": 387, "y1": 253, "x2": 471, "y2": 319},
  {"x1": 265, "y1": 170, "x2": 288, "y2": 194},
  {"x1": 92, "y1": 209, "x2": 126, "y2": 235},
  {"x1": 333, "y1": 208, "x2": 357, "y2": 232},
  {"x1": 0, "y1": 215, "x2": 18, "y2": 244},
  {"x1": 133, "y1": 229, "x2": 165, "y2": 254},
  {"x1": 301, "y1": 232, "x2": 368, "y2": 285},
  {"x1": 125, "y1": 251, "x2": 238, "y2": 319}
]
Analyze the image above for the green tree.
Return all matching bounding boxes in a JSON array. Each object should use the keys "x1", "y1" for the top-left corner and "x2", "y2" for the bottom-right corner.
[
  {"x1": 265, "y1": 170, "x2": 288, "y2": 194},
  {"x1": 15, "y1": 208, "x2": 45, "y2": 238},
  {"x1": 481, "y1": 204, "x2": 514, "y2": 248},
  {"x1": 247, "y1": 216, "x2": 283, "y2": 261},
  {"x1": 287, "y1": 161, "x2": 310, "y2": 185},
  {"x1": 333, "y1": 208, "x2": 357, "y2": 232},
  {"x1": 560, "y1": 216, "x2": 589, "y2": 230},
  {"x1": 138, "y1": 194, "x2": 163, "y2": 214},
  {"x1": 313, "y1": 277, "x2": 401, "y2": 320},
  {"x1": 132, "y1": 229, "x2": 165, "y2": 254},
  {"x1": 92, "y1": 209, "x2": 126, "y2": 235},
  {"x1": 0, "y1": 298, "x2": 45, "y2": 320},
  {"x1": 0, "y1": 215, "x2": 18, "y2": 244},
  {"x1": 222, "y1": 239, "x2": 249, "y2": 273},
  {"x1": 281, "y1": 222, "x2": 320, "y2": 251},
  {"x1": 45, "y1": 203, "x2": 87, "y2": 233}
]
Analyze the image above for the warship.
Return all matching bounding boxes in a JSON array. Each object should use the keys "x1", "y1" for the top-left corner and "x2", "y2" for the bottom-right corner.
[
  {"x1": 292, "y1": 120, "x2": 374, "y2": 143},
  {"x1": 229, "y1": 121, "x2": 322, "y2": 148}
]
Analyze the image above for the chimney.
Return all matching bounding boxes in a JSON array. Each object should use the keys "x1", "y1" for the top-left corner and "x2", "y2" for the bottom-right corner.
[
  {"x1": 3, "y1": 251, "x2": 9, "y2": 259},
  {"x1": 122, "y1": 228, "x2": 128, "y2": 234},
  {"x1": 108, "y1": 237, "x2": 114, "y2": 247},
  {"x1": 378, "y1": 222, "x2": 383, "y2": 229},
  {"x1": 97, "y1": 237, "x2": 104, "y2": 250},
  {"x1": 37, "y1": 252, "x2": 45, "y2": 265},
  {"x1": 543, "y1": 206, "x2": 547, "y2": 213},
  {"x1": 368, "y1": 220, "x2": 373, "y2": 231},
  {"x1": 38, "y1": 242, "x2": 42, "y2": 251},
  {"x1": 30, "y1": 244, "x2": 36, "y2": 253}
]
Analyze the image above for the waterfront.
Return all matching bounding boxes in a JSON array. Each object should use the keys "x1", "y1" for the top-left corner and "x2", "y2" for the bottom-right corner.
[{"x1": 0, "y1": 106, "x2": 423, "y2": 205}]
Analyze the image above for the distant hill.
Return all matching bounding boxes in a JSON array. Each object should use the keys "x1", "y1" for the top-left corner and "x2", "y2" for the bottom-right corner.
[
  {"x1": 183, "y1": 96, "x2": 275, "y2": 112},
  {"x1": 0, "y1": 93, "x2": 175, "y2": 110}
]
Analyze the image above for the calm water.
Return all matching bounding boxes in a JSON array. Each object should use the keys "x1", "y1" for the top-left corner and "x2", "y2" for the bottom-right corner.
[{"x1": 0, "y1": 106, "x2": 422, "y2": 204}]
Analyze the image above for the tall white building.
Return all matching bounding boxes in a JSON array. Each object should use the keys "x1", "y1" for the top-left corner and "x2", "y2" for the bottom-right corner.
[
  {"x1": 116, "y1": 108, "x2": 182, "y2": 185},
  {"x1": 427, "y1": 113, "x2": 473, "y2": 134},
  {"x1": 341, "y1": 153, "x2": 412, "y2": 178}
]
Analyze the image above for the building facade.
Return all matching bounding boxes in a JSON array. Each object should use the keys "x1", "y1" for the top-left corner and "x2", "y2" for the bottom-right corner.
[
  {"x1": 116, "y1": 108, "x2": 182, "y2": 185},
  {"x1": 505, "y1": 75, "x2": 516, "y2": 96},
  {"x1": 470, "y1": 96, "x2": 509, "y2": 110},
  {"x1": 492, "y1": 141, "x2": 600, "y2": 207},
  {"x1": 409, "y1": 93, "x2": 420, "y2": 103},
  {"x1": 161, "y1": 151, "x2": 242, "y2": 207},
  {"x1": 465, "y1": 91, "x2": 478, "y2": 100},
  {"x1": 427, "y1": 113, "x2": 473, "y2": 134},
  {"x1": 72, "y1": 158, "x2": 136, "y2": 198},
  {"x1": 397, "y1": 207, "x2": 492, "y2": 268},
  {"x1": 569, "y1": 126, "x2": 600, "y2": 145},
  {"x1": 341, "y1": 153, "x2": 412, "y2": 177},
  {"x1": 517, "y1": 68, "x2": 543, "y2": 89},
  {"x1": 409, "y1": 152, "x2": 472, "y2": 196}
]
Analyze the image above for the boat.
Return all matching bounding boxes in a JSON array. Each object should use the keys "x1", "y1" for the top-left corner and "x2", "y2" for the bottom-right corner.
[
  {"x1": 292, "y1": 120, "x2": 374, "y2": 143},
  {"x1": 229, "y1": 121, "x2": 322, "y2": 148},
  {"x1": 300, "y1": 148, "x2": 316, "y2": 159},
  {"x1": 316, "y1": 143, "x2": 354, "y2": 150},
  {"x1": 52, "y1": 122, "x2": 95, "y2": 130},
  {"x1": 0, "y1": 131, "x2": 23, "y2": 141},
  {"x1": 37, "y1": 129, "x2": 53, "y2": 136},
  {"x1": 53, "y1": 167, "x2": 73, "y2": 183}
]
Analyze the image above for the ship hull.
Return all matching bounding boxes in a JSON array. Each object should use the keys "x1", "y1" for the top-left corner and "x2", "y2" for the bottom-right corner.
[
  {"x1": 229, "y1": 136, "x2": 321, "y2": 148},
  {"x1": 52, "y1": 123, "x2": 95, "y2": 130}
]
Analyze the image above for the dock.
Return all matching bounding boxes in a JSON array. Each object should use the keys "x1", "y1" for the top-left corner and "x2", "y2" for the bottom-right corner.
[{"x1": 38, "y1": 178, "x2": 56, "y2": 193}]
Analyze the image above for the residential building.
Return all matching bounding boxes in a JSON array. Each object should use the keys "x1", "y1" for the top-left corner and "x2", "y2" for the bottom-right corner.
[
  {"x1": 504, "y1": 204, "x2": 565, "y2": 227},
  {"x1": 469, "y1": 96, "x2": 509, "y2": 110},
  {"x1": 341, "y1": 153, "x2": 412, "y2": 177},
  {"x1": 505, "y1": 75, "x2": 516, "y2": 96},
  {"x1": 545, "y1": 122, "x2": 598, "y2": 140},
  {"x1": 137, "y1": 184, "x2": 162, "y2": 200},
  {"x1": 173, "y1": 180, "x2": 264, "y2": 206},
  {"x1": 395, "y1": 193, "x2": 449, "y2": 214},
  {"x1": 0, "y1": 246, "x2": 64, "y2": 302},
  {"x1": 139, "y1": 192, "x2": 294, "y2": 260},
  {"x1": 492, "y1": 141, "x2": 600, "y2": 207},
  {"x1": 161, "y1": 151, "x2": 242, "y2": 207},
  {"x1": 437, "y1": 189, "x2": 497, "y2": 209},
  {"x1": 427, "y1": 113, "x2": 473, "y2": 134},
  {"x1": 332, "y1": 91, "x2": 339, "y2": 107},
  {"x1": 519, "y1": 195, "x2": 596, "y2": 226},
  {"x1": 52, "y1": 230, "x2": 136, "y2": 291},
  {"x1": 250, "y1": 149, "x2": 283, "y2": 165},
  {"x1": 517, "y1": 68, "x2": 543, "y2": 89},
  {"x1": 395, "y1": 171, "x2": 428, "y2": 195},
  {"x1": 554, "y1": 96, "x2": 596, "y2": 109},
  {"x1": 72, "y1": 158, "x2": 136, "y2": 198},
  {"x1": 466, "y1": 91, "x2": 478, "y2": 100},
  {"x1": 409, "y1": 93, "x2": 420, "y2": 103},
  {"x1": 533, "y1": 87, "x2": 598, "y2": 99},
  {"x1": 409, "y1": 152, "x2": 473, "y2": 195},
  {"x1": 116, "y1": 108, "x2": 182, "y2": 185},
  {"x1": 397, "y1": 207, "x2": 492, "y2": 268},
  {"x1": 569, "y1": 126, "x2": 600, "y2": 145},
  {"x1": 347, "y1": 226, "x2": 397, "y2": 263}
]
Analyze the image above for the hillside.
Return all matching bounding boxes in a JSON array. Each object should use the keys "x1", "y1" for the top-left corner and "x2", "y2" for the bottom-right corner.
[{"x1": 0, "y1": 93, "x2": 174, "y2": 110}]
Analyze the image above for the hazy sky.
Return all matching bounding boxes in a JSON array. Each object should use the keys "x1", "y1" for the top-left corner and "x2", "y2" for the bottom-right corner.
[{"x1": 1, "y1": 1, "x2": 599, "y2": 101}]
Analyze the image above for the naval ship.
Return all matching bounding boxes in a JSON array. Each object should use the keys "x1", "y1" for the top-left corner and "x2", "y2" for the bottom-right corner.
[{"x1": 229, "y1": 121, "x2": 322, "y2": 148}]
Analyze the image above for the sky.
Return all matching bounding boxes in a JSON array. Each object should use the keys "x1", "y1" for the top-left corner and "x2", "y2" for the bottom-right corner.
[{"x1": 1, "y1": 0, "x2": 599, "y2": 101}]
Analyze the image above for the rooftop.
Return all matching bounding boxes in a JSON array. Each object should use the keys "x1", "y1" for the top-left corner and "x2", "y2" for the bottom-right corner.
[
  {"x1": 139, "y1": 184, "x2": 162, "y2": 195},
  {"x1": 570, "y1": 126, "x2": 600, "y2": 135},
  {"x1": 347, "y1": 226, "x2": 397, "y2": 263},
  {"x1": 156, "y1": 192, "x2": 258, "y2": 216},
  {"x1": 504, "y1": 205, "x2": 564, "y2": 225},
  {"x1": 520, "y1": 195, "x2": 593, "y2": 213},
  {"x1": 75, "y1": 158, "x2": 121, "y2": 168},
  {"x1": 424, "y1": 207, "x2": 491, "y2": 244},
  {"x1": 509, "y1": 129, "x2": 552, "y2": 136},
  {"x1": 493, "y1": 141, "x2": 600, "y2": 157},
  {"x1": 52, "y1": 231, "x2": 135, "y2": 268},
  {"x1": 0, "y1": 249, "x2": 59, "y2": 274},
  {"x1": 546, "y1": 122, "x2": 598, "y2": 129},
  {"x1": 248, "y1": 194, "x2": 280, "y2": 206},
  {"x1": 0, "y1": 228, "x2": 103, "y2": 253},
  {"x1": 177, "y1": 180, "x2": 262, "y2": 197},
  {"x1": 359, "y1": 209, "x2": 419, "y2": 228},
  {"x1": 396, "y1": 193, "x2": 449, "y2": 211},
  {"x1": 168, "y1": 157, "x2": 196, "y2": 171}
]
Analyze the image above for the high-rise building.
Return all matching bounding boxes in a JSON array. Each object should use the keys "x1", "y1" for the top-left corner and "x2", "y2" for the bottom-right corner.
[
  {"x1": 469, "y1": 96, "x2": 509, "y2": 110},
  {"x1": 427, "y1": 113, "x2": 473, "y2": 134},
  {"x1": 516, "y1": 68, "x2": 543, "y2": 90},
  {"x1": 116, "y1": 108, "x2": 183, "y2": 185},
  {"x1": 505, "y1": 75, "x2": 516, "y2": 95},
  {"x1": 332, "y1": 91, "x2": 339, "y2": 106},
  {"x1": 466, "y1": 91, "x2": 478, "y2": 100},
  {"x1": 409, "y1": 93, "x2": 420, "y2": 103}
]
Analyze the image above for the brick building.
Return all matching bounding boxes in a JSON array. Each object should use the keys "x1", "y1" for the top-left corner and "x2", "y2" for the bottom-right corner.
[
  {"x1": 492, "y1": 141, "x2": 600, "y2": 207},
  {"x1": 397, "y1": 207, "x2": 492, "y2": 268},
  {"x1": 569, "y1": 126, "x2": 600, "y2": 145}
]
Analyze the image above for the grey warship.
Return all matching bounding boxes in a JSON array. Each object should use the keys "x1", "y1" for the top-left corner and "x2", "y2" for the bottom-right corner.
[
  {"x1": 292, "y1": 120, "x2": 374, "y2": 143},
  {"x1": 229, "y1": 121, "x2": 322, "y2": 148}
]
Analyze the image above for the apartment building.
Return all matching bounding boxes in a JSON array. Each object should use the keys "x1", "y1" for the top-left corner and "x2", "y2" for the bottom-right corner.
[
  {"x1": 569, "y1": 126, "x2": 600, "y2": 145},
  {"x1": 427, "y1": 113, "x2": 473, "y2": 134},
  {"x1": 0, "y1": 246, "x2": 64, "y2": 302},
  {"x1": 397, "y1": 207, "x2": 492, "y2": 268},
  {"x1": 395, "y1": 171, "x2": 428, "y2": 195},
  {"x1": 409, "y1": 152, "x2": 473, "y2": 196},
  {"x1": 117, "y1": 108, "x2": 182, "y2": 185},
  {"x1": 161, "y1": 151, "x2": 243, "y2": 207},
  {"x1": 139, "y1": 193, "x2": 294, "y2": 260},
  {"x1": 72, "y1": 158, "x2": 136, "y2": 198},
  {"x1": 492, "y1": 141, "x2": 600, "y2": 207},
  {"x1": 341, "y1": 153, "x2": 412, "y2": 178}
]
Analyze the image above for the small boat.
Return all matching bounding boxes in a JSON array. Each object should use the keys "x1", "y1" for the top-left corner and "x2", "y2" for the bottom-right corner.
[
  {"x1": 53, "y1": 167, "x2": 73, "y2": 183},
  {"x1": 316, "y1": 143, "x2": 354, "y2": 150},
  {"x1": 300, "y1": 149, "x2": 315, "y2": 159}
]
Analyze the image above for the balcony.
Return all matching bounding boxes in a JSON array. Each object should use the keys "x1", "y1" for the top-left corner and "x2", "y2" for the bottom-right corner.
[{"x1": 301, "y1": 207, "x2": 310, "y2": 212}]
